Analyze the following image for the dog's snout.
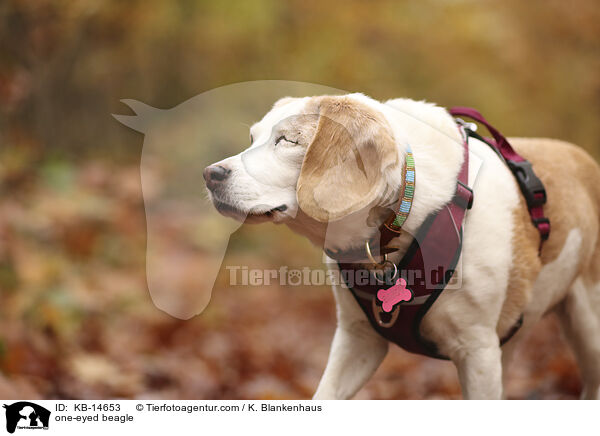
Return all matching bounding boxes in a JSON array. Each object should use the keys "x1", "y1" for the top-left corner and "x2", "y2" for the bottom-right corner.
[{"x1": 203, "y1": 164, "x2": 231, "y2": 189}]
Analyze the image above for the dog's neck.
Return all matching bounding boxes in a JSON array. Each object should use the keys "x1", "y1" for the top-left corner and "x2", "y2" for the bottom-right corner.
[
  {"x1": 380, "y1": 100, "x2": 465, "y2": 238},
  {"x1": 287, "y1": 99, "x2": 465, "y2": 260}
]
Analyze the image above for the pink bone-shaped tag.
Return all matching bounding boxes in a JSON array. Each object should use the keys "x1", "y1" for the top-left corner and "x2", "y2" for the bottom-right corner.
[{"x1": 377, "y1": 278, "x2": 413, "y2": 312}]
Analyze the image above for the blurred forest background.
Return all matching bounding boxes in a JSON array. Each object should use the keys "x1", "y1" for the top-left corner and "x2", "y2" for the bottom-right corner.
[{"x1": 1, "y1": 0, "x2": 599, "y2": 399}]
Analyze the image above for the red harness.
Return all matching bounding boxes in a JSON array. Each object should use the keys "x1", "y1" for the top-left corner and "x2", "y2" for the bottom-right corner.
[
  {"x1": 332, "y1": 107, "x2": 550, "y2": 359},
  {"x1": 451, "y1": 107, "x2": 550, "y2": 246}
]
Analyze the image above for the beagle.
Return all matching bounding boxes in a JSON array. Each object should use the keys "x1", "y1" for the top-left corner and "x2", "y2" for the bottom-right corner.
[{"x1": 205, "y1": 93, "x2": 600, "y2": 399}]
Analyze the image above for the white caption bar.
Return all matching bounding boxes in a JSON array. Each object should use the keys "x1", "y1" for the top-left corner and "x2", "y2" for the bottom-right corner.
[{"x1": 0, "y1": 400, "x2": 594, "y2": 436}]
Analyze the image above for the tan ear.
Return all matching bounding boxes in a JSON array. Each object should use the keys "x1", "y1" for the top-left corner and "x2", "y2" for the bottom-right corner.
[{"x1": 297, "y1": 96, "x2": 398, "y2": 222}]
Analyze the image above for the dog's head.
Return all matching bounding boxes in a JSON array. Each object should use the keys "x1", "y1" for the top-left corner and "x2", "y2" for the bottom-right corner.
[{"x1": 204, "y1": 94, "x2": 403, "y2": 248}]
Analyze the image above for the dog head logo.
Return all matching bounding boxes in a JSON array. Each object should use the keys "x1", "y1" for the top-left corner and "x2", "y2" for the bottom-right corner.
[
  {"x1": 3, "y1": 402, "x2": 50, "y2": 434},
  {"x1": 112, "y1": 81, "x2": 346, "y2": 319}
]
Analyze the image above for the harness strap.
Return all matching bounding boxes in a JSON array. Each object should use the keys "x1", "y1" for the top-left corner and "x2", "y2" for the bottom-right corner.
[{"x1": 449, "y1": 107, "x2": 550, "y2": 249}]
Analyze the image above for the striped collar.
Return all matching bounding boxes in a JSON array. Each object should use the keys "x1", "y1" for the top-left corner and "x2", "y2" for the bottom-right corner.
[{"x1": 383, "y1": 146, "x2": 415, "y2": 233}]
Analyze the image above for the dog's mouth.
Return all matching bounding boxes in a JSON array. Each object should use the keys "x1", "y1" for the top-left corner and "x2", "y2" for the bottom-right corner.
[{"x1": 212, "y1": 198, "x2": 288, "y2": 223}]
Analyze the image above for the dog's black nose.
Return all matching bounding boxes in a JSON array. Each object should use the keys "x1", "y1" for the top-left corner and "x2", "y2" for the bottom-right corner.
[{"x1": 203, "y1": 164, "x2": 231, "y2": 189}]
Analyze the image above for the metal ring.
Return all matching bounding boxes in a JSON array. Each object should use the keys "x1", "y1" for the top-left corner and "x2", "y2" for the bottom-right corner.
[
  {"x1": 365, "y1": 240, "x2": 387, "y2": 266},
  {"x1": 373, "y1": 260, "x2": 398, "y2": 284},
  {"x1": 372, "y1": 298, "x2": 400, "y2": 328}
]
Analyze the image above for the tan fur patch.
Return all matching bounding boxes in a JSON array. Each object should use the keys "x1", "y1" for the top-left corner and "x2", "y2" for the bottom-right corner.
[
  {"x1": 498, "y1": 137, "x2": 600, "y2": 335},
  {"x1": 296, "y1": 96, "x2": 399, "y2": 222},
  {"x1": 498, "y1": 195, "x2": 541, "y2": 336}
]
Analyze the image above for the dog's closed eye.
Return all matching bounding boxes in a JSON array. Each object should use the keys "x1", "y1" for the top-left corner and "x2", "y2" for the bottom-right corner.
[{"x1": 275, "y1": 135, "x2": 300, "y2": 146}]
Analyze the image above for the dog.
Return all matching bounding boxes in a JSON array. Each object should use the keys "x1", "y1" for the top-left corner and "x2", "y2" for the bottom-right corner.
[{"x1": 204, "y1": 93, "x2": 600, "y2": 399}]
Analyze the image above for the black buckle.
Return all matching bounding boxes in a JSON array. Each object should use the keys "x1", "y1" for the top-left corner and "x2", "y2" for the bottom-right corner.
[
  {"x1": 506, "y1": 160, "x2": 547, "y2": 209},
  {"x1": 453, "y1": 180, "x2": 474, "y2": 210}
]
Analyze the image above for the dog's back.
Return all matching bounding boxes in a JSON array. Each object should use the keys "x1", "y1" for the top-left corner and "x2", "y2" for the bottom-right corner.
[{"x1": 511, "y1": 137, "x2": 600, "y2": 269}]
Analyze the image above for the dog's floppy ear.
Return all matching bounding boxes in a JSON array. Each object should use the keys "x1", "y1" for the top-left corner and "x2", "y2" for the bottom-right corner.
[{"x1": 297, "y1": 96, "x2": 398, "y2": 222}]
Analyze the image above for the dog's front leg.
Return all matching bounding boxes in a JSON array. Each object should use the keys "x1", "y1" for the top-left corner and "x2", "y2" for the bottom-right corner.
[
  {"x1": 449, "y1": 334, "x2": 503, "y2": 399},
  {"x1": 313, "y1": 283, "x2": 389, "y2": 400}
]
